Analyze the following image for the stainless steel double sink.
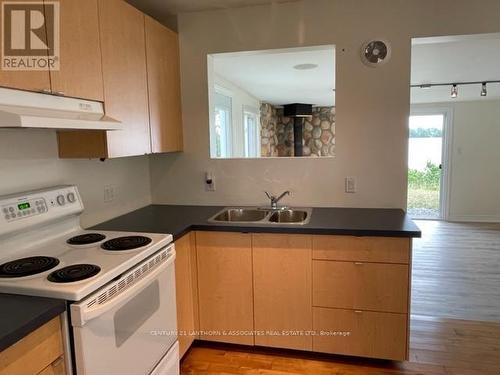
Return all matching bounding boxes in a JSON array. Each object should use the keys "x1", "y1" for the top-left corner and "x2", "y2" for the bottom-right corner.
[{"x1": 208, "y1": 207, "x2": 312, "y2": 225}]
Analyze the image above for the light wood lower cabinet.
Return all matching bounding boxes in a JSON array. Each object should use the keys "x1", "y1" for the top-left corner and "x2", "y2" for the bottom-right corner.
[
  {"x1": 0, "y1": 316, "x2": 66, "y2": 375},
  {"x1": 196, "y1": 232, "x2": 254, "y2": 345},
  {"x1": 174, "y1": 232, "x2": 199, "y2": 358},
  {"x1": 313, "y1": 307, "x2": 407, "y2": 360},
  {"x1": 252, "y1": 234, "x2": 313, "y2": 351},
  {"x1": 38, "y1": 357, "x2": 66, "y2": 375},
  {"x1": 313, "y1": 260, "x2": 409, "y2": 313},
  {"x1": 182, "y1": 231, "x2": 411, "y2": 361}
]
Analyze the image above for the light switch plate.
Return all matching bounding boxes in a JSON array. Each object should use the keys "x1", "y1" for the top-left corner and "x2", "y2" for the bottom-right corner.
[
  {"x1": 345, "y1": 177, "x2": 356, "y2": 193},
  {"x1": 104, "y1": 185, "x2": 116, "y2": 203}
]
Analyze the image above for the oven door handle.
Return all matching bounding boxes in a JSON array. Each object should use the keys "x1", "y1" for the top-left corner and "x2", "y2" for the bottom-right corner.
[{"x1": 71, "y1": 251, "x2": 175, "y2": 327}]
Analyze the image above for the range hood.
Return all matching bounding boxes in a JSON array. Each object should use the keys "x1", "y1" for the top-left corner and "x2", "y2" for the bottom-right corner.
[{"x1": 0, "y1": 87, "x2": 121, "y2": 130}]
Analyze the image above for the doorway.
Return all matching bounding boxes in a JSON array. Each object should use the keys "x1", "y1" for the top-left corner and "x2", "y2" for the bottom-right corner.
[{"x1": 407, "y1": 109, "x2": 450, "y2": 219}]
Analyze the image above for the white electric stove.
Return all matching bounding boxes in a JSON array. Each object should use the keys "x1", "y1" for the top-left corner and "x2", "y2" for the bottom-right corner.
[{"x1": 0, "y1": 186, "x2": 179, "y2": 375}]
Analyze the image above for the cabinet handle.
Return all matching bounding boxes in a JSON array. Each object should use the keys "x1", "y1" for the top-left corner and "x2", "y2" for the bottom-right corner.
[
  {"x1": 354, "y1": 262, "x2": 364, "y2": 265},
  {"x1": 354, "y1": 310, "x2": 363, "y2": 314},
  {"x1": 52, "y1": 356, "x2": 64, "y2": 367},
  {"x1": 40, "y1": 88, "x2": 52, "y2": 94}
]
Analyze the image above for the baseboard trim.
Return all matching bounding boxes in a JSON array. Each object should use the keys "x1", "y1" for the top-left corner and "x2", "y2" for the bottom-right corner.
[{"x1": 448, "y1": 214, "x2": 500, "y2": 223}]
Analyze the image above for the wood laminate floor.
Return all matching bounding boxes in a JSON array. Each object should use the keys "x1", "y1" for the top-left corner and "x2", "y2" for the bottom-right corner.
[
  {"x1": 412, "y1": 220, "x2": 500, "y2": 321},
  {"x1": 181, "y1": 220, "x2": 500, "y2": 374},
  {"x1": 181, "y1": 316, "x2": 500, "y2": 375}
]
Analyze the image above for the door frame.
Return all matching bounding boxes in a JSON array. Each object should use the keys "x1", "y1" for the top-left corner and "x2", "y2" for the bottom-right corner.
[{"x1": 409, "y1": 105, "x2": 454, "y2": 220}]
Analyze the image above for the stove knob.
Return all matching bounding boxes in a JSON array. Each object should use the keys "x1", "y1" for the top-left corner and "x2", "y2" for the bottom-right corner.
[
  {"x1": 67, "y1": 192, "x2": 76, "y2": 203},
  {"x1": 56, "y1": 195, "x2": 66, "y2": 206}
]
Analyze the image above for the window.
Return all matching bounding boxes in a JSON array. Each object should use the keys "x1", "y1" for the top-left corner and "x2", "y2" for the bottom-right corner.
[
  {"x1": 212, "y1": 90, "x2": 232, "y2": 158},
  {"x1": 243, "y1": 107, "x2": 260, "y2": 158}
]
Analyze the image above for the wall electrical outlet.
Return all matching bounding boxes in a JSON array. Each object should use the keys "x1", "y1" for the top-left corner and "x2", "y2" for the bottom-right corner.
[
  {"x1": 104, "y1": 185, "x2": 116, "y2": 203},
  {"x1": 345, "y1": 177, "x2": 356, "y2": 193},
  {"x1": 205, "y1": 172, "x2": 216, "y2": 192}
]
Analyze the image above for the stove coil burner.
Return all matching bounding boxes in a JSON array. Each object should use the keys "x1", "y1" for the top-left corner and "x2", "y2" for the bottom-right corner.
[
  {"x1": 47, "y1": 264, "x2": 101, "y2": 283},
  {"x1": 0, "y1": 256, "x2": 60, "y2": 278},
  {"x1": 101, "y1": 236, "x2": 152, "y2": 251},
  {"x1": 67, "y1": 233, "x2": 106, "y2": 246}
]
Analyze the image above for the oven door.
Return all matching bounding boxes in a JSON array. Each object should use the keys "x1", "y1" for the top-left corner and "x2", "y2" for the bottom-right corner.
[{"x1": 70, "y1": 246, "x2": 178, "y2": 375}]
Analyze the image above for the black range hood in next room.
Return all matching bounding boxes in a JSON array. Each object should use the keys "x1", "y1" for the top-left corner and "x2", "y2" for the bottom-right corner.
[{"x1": 283, "y1": 103, "x2": 312, "y2": 157}]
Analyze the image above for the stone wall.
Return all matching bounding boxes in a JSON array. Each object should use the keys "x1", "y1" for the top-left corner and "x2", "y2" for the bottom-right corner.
[{"x1": 260, "y1": 103, "x2": 335, "y2": 157}]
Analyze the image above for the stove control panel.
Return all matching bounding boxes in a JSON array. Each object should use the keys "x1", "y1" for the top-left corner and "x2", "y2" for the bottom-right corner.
[
  {"x1": 2, "y1": 197, "x2": 48, "y2": 222},
  {"x1": 0, "y1": 186, "x2": 84, "y2": 236}
]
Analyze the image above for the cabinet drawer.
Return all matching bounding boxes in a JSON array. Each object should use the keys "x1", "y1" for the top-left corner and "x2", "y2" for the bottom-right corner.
[
  {"x1": 38, "y1": 356, "x2": 66, "y2": 375},
  {"x1": 313, "y1": 260, "x2": 409, "y2": 313},
  {"x1": 313, "y1": 307, "x2": 407, "y2": 360},
  {"x1": 0, "y1": 317, "x2": 63, "y2": 375},
  {"x1": 313, "y1": 236, "x2": 410, "y2": 264}
]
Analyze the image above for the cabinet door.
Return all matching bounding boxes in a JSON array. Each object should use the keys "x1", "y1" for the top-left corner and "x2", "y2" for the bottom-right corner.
[
  {"x1": 145, "y1": 16, "x2": 183, "y2": 153},
  {"x1": 313, "y1": 307, "x2": 407, "y2": 360},
  {"x1": 0, "y1": 4, "x2": 50, "y2": 92},
  {"x1": 313, "y1": 260, "x2": 409, "y2": 313},
  {"x1": 196, "y1": 232, "x2": 253, "y2": 345},
  {"x1": 49, "y1": 0, "x2": 103, "y2": 101},
  {"x1": 0, "y1": 316, "x2": 63, "y2": 374},
  {"x1": 174, "y1": 233, "x2": 197, "y2": 358},
  {"x1": 253, "y1": 234, "x2": 313, "y2": 351},
  {"x1": 98, "y1": 0, "x2": 151, "y2": 158}
]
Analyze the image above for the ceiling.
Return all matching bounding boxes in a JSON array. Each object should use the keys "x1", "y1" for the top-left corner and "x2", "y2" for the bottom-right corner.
[
  {"x1": 411, "y1": 33, "x2": 500, "y2": 103},
  {"x1": 126, "y1": 0, "x2": 293, "y2": 20},
  {"x1": 212, "y1": 46, "x2": 336, "y2": 107}
]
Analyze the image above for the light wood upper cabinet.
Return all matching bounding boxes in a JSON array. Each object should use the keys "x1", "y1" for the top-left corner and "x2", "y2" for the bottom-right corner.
[
  {"x1": 145, "y1": 16, "x2": 183, "y2": 153},
  {"x1": 57, "y1": 0, "x2": 184, "y2": 159},
  {"x1": 196, "y1": 231, "x2": 254, "y2": 345},
  {"x1": 174, "y1": 233, "x2": 198, "y2": 358},
  {"x1": 49, "y1": 0, "x2": 104, "y2": 101},
  {"x1": 0, "y1": 3, "x2": 50, "y2": 93},
  {"x1": 252, "y1": 234, "x2": 313, "y2": 351},
  {"x1": 98, "y1": 0, "x2": 151, "y2": 158}
]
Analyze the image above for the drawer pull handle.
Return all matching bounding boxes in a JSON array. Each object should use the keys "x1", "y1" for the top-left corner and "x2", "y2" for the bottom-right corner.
[
  {"x1": 354, "y1": 262, "x2": 364, "y2": 265},
  {"x1": 354, "y1": 310, "x2": 363, "y2": 314}
]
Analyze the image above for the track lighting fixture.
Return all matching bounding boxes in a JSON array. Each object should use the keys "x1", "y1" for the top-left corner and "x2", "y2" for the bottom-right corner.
[
  {"x1": 481, "y1": 82, "x2": 487, "y2": 97},
  {"x1": 411, "y1": 80, "x2": 499, "y2": 99}
]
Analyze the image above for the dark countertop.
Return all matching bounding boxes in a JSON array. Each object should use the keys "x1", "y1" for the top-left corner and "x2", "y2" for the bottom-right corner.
[
  {"x1": 93, "y1": 205, "x2": 421, "y2": 240},
  {"x1": 0, "y1": 294, "x2": 66, "y2": 352}
]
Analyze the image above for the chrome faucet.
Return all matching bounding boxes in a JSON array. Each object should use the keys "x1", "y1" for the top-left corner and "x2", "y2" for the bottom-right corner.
[{"x1": 265, "y1": 191, "x2": 290, "y2": 210}]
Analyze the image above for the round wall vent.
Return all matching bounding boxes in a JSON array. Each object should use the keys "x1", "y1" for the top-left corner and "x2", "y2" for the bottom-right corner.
[{"x1": 361, "y1": 40, "x2": 391, "y2": 67}]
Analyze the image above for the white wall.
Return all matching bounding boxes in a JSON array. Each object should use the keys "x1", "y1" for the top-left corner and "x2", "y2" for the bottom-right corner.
[
  {"x1": 449, "y1": 100, "x2": 500, "y2": 221},
  {"x1": 210, "y1": 73, "x2": 261, "y2": 158},
  {"x1": 150, "y1": 0, "x2": 500, "y2": 208},
  {"x1": 0, "y1": 130, "x2": 151, "y2": 228}
]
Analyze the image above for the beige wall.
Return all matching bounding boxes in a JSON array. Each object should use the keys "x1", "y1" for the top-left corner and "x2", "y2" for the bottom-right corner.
[
  {"x1": 150, "y1": 0, "x2": 500, "y2": 208},
  {"x1": 0, "y1": 130, "x2": 151, "y2": 228}
]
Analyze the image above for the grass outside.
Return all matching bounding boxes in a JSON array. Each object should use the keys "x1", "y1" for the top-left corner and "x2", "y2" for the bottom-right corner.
[
  {"x1": 407, "y1": 161, "x2": 440, "y2": 218},
  {"x1": 407, "y1": 188, "x2": 439, "y2": 210}
]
